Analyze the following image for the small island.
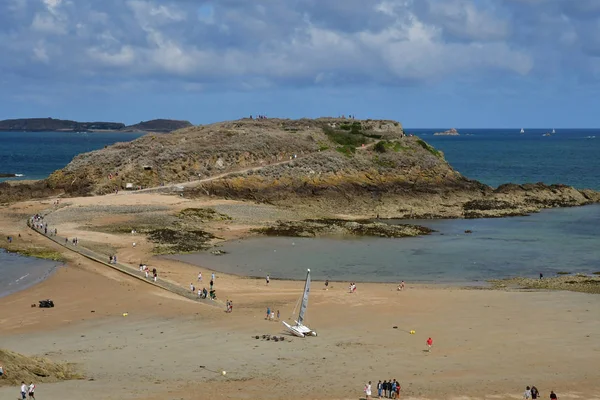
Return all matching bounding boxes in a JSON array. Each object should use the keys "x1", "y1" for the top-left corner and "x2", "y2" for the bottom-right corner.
[
  {"x1": 0, "y1": 118, "x2": 192, "y2": 133},
  {"x1": 434, "y1": 128, "x2": 460, "y2": 136}
]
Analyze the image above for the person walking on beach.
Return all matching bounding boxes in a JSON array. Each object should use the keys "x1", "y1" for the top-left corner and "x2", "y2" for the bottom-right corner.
[
  {"x1": 325, "y1": 279, "x2": 329, "y2": 290},
  {"x1": 427, "y1": 337, "x2": 433, "y2": 352},
  {"x1": 266, "y1": 274, "x2": 270, "y2": 285},
  {"x1": 266, "y1": 307, "x2": 271, "y2": 320},
  {"x1": 20, "y1": 381, "x2": 27, "y2": 400},
  {"x1": 549, "y1": 390, "x2": 558, "y2": 400},
  {"x1": 28, "y1": 382, "x2": 35, "y2": 399},
  {"x1": 524, "y1": 386, "x2": 532, "y2": 399},
  {"x1": 364, "y1": 381, "x2": 372, "y2": 399},
  {"x1": 276, "y1": 310, "x2": 280, "y2": 320},
  {"x1": 531, "y1": 385, "x2": 539, "y2": 399},
  {"x1": 210, "y1": 279, "x2": 214, "y2": 290},
  {"x1": 377, "y1": 380, "x2": 382, "y2": 398},
  {"x1": 198, "y1": 272, "x2": 202, "y2": 282},
  {"x1": 211, "y1": 272, "x2": 215, "y2": 281}
]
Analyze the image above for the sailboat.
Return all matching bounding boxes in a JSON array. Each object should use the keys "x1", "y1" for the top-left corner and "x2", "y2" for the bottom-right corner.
[
  {"x1": 282, "y1": 269, "x2": 317, "y2": 337},
  {"x1": 520, "y1": 128, "x2": 525, "y2": 134},
  {"x1": 552, "y1": 129, "x2": 556, "y2": 134}
]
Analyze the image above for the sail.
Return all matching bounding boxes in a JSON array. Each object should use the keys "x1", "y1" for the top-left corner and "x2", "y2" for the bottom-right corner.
[{"x1": 297, "y1": 269, "x2": 311, "y2": 325}]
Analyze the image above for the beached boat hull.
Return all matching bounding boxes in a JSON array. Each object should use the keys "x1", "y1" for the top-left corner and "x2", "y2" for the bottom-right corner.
[{"x1": 282, "y1": 321, "x2": 317, "y2": 338}]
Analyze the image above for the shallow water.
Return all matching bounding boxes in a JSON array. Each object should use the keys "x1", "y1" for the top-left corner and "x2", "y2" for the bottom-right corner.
[
  {"x1": 170, "y1": 205, "x2": 600, "y2": 283},
  {"x1": 0, "y1": 249, "x2": 60, "y2": 298}
]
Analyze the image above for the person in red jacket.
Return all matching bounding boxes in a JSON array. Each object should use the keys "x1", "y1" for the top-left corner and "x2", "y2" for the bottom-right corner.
[{"x1": 426, "y1": 337, "x2": 433, "y2": 352}]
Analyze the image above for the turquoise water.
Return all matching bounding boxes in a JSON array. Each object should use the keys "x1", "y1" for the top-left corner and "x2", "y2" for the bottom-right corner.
[
  {"x1": 0, "y1": 131, "x2": 145, "y2": 181},
  {"x1": 172, "y1": 205, "x2": 600, "y2": 283},
  {"x1": 0, "y1": 249, "x2": 60, "y2": 297}
]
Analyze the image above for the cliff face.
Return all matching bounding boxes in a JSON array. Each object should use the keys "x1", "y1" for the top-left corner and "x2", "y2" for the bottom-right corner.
[{"x1": 46, "y1": 117, "x2": 600, "y2": 217}]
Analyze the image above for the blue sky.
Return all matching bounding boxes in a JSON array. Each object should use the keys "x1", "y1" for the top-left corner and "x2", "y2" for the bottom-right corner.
[{"x1": 1, "y1": 0, "x2": 600, "y2": 128}]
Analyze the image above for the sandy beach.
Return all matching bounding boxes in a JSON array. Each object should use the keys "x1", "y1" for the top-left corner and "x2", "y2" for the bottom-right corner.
[{"x1": 1, "y1": 193, "x2": 600, "y2": 400}]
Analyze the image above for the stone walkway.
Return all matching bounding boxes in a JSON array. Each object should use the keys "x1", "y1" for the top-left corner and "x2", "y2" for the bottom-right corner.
[{"x1": 27, "y1": 219, "x2": 221, "y2": 308}]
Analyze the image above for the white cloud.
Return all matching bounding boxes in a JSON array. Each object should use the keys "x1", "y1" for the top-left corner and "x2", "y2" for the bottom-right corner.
[{"x1": 1, "y1": 0, "x2": 599, "y2": 92}]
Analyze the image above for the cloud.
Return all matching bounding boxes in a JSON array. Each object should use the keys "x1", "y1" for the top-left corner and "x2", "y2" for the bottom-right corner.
[{"x1": 0, "y1": 0, "x2": 599, "y2": 96}]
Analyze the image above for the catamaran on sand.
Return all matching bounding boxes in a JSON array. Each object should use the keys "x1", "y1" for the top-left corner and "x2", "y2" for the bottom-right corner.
[{"x1": 283, "y1": 269, "x2": 317, "y2": 337}]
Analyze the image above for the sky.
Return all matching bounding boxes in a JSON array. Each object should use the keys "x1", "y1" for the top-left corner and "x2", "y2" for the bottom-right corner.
[{"x1": 1, "y1": 0, "x2": 600, "y2": 128}]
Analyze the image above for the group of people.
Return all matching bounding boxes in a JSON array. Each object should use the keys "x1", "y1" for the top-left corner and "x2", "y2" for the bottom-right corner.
[
  {"x1": 195, "y1": 272, "x2": 216, "y2": 299},
  {"x1": 364, "y1": 379, "x2": 401, "y2": 399},
  {"x1": 139, "y1": 264, "x2": 158, "y2": 282},
  {"x1": 265, "y1": 307, "x2": 280, "y2": 321},
  {"x1": 20, "y1": 381, "x2": 35, "y2": 399},
  {"x1": 524, "y1": 385, "x2": 559, "y2": 399}
]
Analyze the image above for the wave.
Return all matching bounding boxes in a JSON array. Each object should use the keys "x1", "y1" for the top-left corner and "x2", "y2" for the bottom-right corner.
[{"x1": 15, "y1": 173, "x2": 24, "y2": 177}]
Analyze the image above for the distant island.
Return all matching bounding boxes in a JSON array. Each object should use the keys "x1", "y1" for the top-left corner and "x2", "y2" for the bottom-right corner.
[
  {"x1": 434, "y1": 128, "x2": 460, "y2": 136},
  {"x1": 0, "y1": 118, "x2": 192, "y2": 133}
]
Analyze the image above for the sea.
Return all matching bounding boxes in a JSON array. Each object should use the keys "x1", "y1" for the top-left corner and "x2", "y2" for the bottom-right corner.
[
  {"x1": 0, "y1": 130, "x2": 145, "y2": 297},
  {"x1": 171, "y1": 128, "x2": 600, "y2": 283},
  {"x1": 0, "y1": 131, "x2": 145, "y2": 181},
  {"x1": 2, "y1": 128, "x2": 600, "y2": 292}
]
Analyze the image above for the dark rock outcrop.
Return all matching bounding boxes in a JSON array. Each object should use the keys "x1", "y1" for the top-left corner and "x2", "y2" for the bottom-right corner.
[{"x1": 255, "y1": 219, "x2": 433, "y2": 238}]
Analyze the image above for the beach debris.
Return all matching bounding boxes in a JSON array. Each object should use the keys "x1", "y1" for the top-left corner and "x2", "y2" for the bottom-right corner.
[
  {"x1": 464, "y1": 230, "x2": 472, "y2": 234},
  {"x1": 256, "y1": 334, "x2": 289, "y2": 342},
  {"x1": 222, "y1": 370, "x2": 227, "y2": 375},
  {"x1": 38, "y1": 299, "x2": 54, "y2": 308},
  {"x1": 410, "y1": 330, "x2": 416, "y2": 334},
  {"x1": 393, "y1": 326, "x2": 398, "y2": 329},
  {"x1": 122, "y1": 312, "x2": 128, "y2": 317}
]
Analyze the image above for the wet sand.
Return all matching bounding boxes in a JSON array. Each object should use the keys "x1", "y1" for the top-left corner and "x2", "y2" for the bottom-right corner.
[{"x1": 1, "y1": 194, "x2": 600, "y2": 400}]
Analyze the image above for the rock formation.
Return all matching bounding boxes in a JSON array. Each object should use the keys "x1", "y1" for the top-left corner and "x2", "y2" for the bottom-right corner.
[
  {"x1": 46, "y1": 117, "x2": 600, "y2": 218},
  {"x1": 433, "y1": 128, "x2": 460, "y2": 136}
]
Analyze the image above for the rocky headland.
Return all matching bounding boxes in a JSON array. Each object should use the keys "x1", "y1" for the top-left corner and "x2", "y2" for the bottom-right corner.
[{"x1": 43, "y1": 117, "x2": 599, "y2": 218}]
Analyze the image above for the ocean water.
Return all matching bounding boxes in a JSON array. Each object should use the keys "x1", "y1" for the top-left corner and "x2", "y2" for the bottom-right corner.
[
  {"x1": 0, "y1": 249, "x2": 60, "y2": 297},
  {"x1": 0, "y1": 131, "x2": 145, "y2": 182},
  {"x1": 2, "y1": 127, "x2": 600, "y2": 288},
  {"x1": 414, "y1": 128, "x2": 600, "y2": 190},
  {"x1": 171, "y1": 204, "x2": 600, "y2": 283}
]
